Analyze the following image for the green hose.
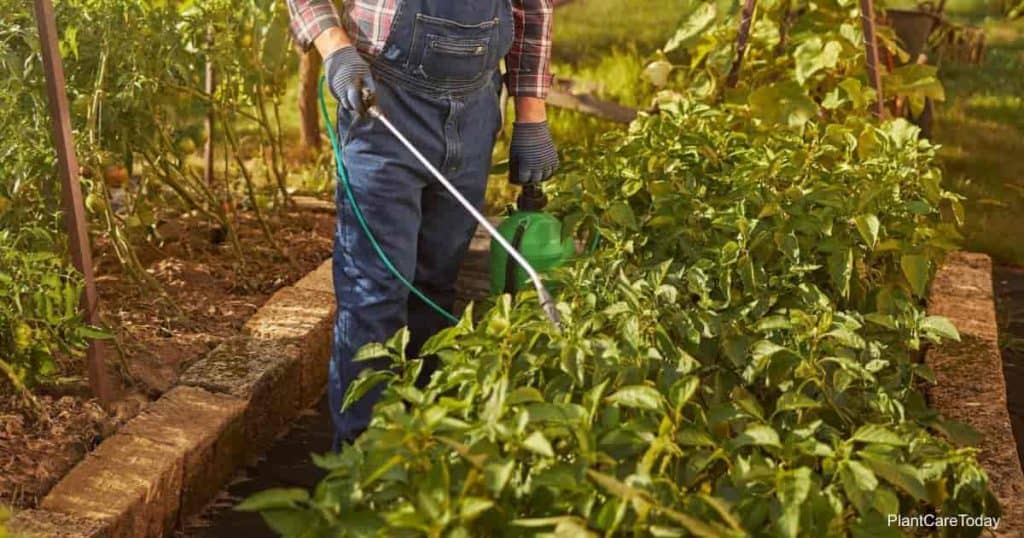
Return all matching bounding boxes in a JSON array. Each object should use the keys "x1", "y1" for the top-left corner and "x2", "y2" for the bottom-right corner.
[{"x1": 318, "y1": 77, "x2": 459, "y2": 324}]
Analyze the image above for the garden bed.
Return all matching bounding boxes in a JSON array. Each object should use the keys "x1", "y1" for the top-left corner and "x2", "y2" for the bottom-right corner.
[{"x1": 0, "y1": 205, "x2": 333, "y2": 511}]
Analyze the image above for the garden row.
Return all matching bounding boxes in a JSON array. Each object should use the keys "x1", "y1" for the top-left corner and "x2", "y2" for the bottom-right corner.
[
  {"x1": 245, "y1": 107, "x2": 994, "y2": 538},
  {"x1": 242, "y1": 2, "x2": 999, "y2": 536}
]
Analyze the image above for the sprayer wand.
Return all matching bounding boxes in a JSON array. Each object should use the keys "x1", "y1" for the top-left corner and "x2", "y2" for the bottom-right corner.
[{"x1": 366, "y1": 106, "x2": 562, "y2": 330}]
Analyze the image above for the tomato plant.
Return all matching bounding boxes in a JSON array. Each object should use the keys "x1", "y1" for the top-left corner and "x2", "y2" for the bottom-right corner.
[{"x1": 1, "y1": 0, "x2": 296, "y2": 397}]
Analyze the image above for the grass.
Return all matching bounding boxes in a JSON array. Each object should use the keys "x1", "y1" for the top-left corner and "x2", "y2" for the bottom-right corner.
[
  {"x1": 553, "y1": 0, "x2": 692, "y2": 65},
  {"x1": 934, "y1": 15, "x2": 1024, "y2": 265}
]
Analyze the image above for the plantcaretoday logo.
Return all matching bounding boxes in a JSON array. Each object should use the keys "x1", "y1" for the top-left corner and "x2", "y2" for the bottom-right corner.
[{"x1": 888, "y1": 513, "x2": 1001, "y2": 530}]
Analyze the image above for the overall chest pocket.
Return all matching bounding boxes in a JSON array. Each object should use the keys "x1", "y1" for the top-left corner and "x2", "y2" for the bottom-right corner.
[{"x1": 408, "y1": 14, "x2": 498, "y2": 82}]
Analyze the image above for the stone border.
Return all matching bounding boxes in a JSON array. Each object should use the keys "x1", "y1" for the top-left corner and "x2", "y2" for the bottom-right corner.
[
  {"x1": 9, "y1": 260, "x2": 336, "y2": 538},
  {"x1": 926, "y1": 252, "x2": 1024, "y2": 536}
]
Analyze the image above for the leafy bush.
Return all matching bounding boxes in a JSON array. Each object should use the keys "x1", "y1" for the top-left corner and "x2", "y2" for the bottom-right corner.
[
  {"x1": 0, "y1": 229, "x2": 98, "y2": 396},
  {"x1": 0, "y1": 0, "x2": 292, "y2": 395},
  {"x1": 242, "y1": 97, "x2": 995, "y2": 536}
]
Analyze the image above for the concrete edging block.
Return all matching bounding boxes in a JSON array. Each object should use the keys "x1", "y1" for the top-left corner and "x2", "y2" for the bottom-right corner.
[
  {"x1": 118, "y1": 386, "x2": 247, "y2": 521},
  {"x1": 178, "y1": 336, "x2": 305, "y2": 455},
  {"x1": 6, "y1": 509, "x2": 109, "y2": 538},
  {"x1": 243, "y1": 285, "x2": 335, "y2": 408},
  {"x1": 40, "y1": 434, "x2": 183, "y2": 537},
  {"x1": 926, "y1": 252, "x2": 1024, "y2": 536},
  {"x1": 292, "y1": 259, "x2": 334, "y2": 296}
]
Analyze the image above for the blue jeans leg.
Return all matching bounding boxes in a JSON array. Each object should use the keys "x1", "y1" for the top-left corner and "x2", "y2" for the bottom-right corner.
[{"x1": 328, "y1": 76, "x2": 501, "y2": 444}]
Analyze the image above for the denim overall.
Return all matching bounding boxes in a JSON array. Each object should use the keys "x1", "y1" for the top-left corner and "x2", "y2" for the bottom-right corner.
[{"x1": 330, "y1": 1, "x2": 514, "y2": 443}]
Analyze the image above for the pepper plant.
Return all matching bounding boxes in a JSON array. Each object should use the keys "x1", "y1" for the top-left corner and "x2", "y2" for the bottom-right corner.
[{"x1": 242, "y1": 95, "x2": 995, "y2": 536}]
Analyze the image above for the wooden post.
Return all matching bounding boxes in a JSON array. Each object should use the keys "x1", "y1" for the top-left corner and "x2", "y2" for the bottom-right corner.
[
  {"x1": 33, "y1": 0, "x2": 114, "y2": 405},
  {"x1": 204, "y1": 25, "x2": 216, "y2": 186},
  {"x1": 727, "y1": 0, "x2": 758, "y2": 89},
  {"x1": 859, "y1": 0, "x2": 885, "y2": 119},
  {"x1": 297, "y1": 48, "x2": 321, "y2": 154}
]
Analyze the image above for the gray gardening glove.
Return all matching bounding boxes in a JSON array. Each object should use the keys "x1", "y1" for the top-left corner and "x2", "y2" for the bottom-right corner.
[
  {"x1": 324, "y1": 45, "x2": 376, "y2": 117},
  {"x1": 509, "y1": 121, "x2": 559, "y2": 185}
]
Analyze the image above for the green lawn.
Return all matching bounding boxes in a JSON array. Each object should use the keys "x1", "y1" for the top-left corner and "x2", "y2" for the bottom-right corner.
[
  {"x1": 553, "y1": 0, "x2": 689, "y2": 65},
  {"x1": 934, "y1": 16, "x2": 1024, "y2": 265}
]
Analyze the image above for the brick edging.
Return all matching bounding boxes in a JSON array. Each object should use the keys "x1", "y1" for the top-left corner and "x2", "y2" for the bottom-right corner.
[
  {"x1": 10, "y1": 260, "x2": 336, "y2": 538},
  {"x1": 926, "y1": 252, "x2": 1024, "y2": 536}
]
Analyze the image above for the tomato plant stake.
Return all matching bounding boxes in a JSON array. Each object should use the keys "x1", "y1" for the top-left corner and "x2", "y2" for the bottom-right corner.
[
  {"x1": 726, "y1": 0, "x2": 757, "y2": 89},
  {"x1": 859, "y1": 0, "x2": 886, "y2": 119},
  {"x1": 32, "y1": 0, "x2": 114, "y2": 406},
  {"x1": 204, "y1": 24, "x2": 216, "y2": 187}
]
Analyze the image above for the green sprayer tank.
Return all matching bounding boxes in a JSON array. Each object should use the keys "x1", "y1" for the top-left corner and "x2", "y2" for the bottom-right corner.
[{"x1": 489, "y1": 185, "x2": 575, "y2": 295}]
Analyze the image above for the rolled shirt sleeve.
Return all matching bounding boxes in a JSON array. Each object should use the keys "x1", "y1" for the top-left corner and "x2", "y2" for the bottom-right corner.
[
  {"x1": 286, "y1": 0, "x2": 343, "y2": 51},
  {"x1": 506, "y1": 0, "x2": 554, "y2": 99}
]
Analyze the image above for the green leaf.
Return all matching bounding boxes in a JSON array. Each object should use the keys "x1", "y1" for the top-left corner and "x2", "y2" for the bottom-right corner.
[
  {"x1": 484, "y1": 460, "x2": 515, "y2": 494},
  {"x1": 508, "y1": 386, "x2": 545, "y2": 405},
  {"x1": 840, "y1": 459, "x2": 879, "y2": 494},
  {"x1": 854, "y1": 214, "x2": 880, "y2": 249},
  {"x1": 527, "y1": 402, "x2": 587, "y2": 424},
  {"x1": 669, "y1": 375, "x2": 700, "y2": 412},
  {"x1": 644, "y1": 59, "x2": 674, "y2": 87},
  {"x1": 522, "y1": 431, "x2": 555, "y2": 458},
  {"x1": 749, "y1": 81, "x2": 818, "y2": 128},
  {"x1": 828, "y1": 248, "x2": 853, "y2": 299},
  {"x1": 851, "y1": 512, "x2": 904, "y2": 538},
  {"x1": 605, "y1": 202, "x2": 639, "y2": 230},
  {"x1": 858, "y1": 452, "x2": 929, "y2": 501},
  {"x1": 261, "y1": 509, "x2": 320, "y2": 537},
  {"x1": 342, "y1": 369, "x2": 394, "y2": 411},
  {"x1": 235, "y1": 488, "x2": 309, "y2": 512},
  {"x1": 883, "y1": 64, "x2": 946, "y2": 112},
  {"x1": 664, "y1": 3, "x2": 716, "y2": 52},
  {"x1": 850, "y1": 425, "x2": 907, "y2": 446},
  {"x1": 731, "y1": 424, "x2": 781, "y2": 449},
  {"x1": 930, "y1": 417, "x2": 982, "y2": 447},
  {"x1": 794, "y1": 38, "x2": 842, "y2": 85},
  {"x1": 605, "y1": 385, "x2": 664, "y2": 411},
  {"x1": 775, "y1": 467, "x2": 812, "y2": 538},
  {"x1": 900, "y1": 254, "x2": 931, "y2": 297},
  {"x1": 353, "y1": 342, "x2": 389, "y2": 362},
  {"x1": 459, "y1": 497, "x2": 495, "y2": 520},
  {"x1": 920, "y1": 315, "x2": 960, "y2": 341},
  {"x1": 774, "y1": 391, "x2": 822, "y2": 413}
]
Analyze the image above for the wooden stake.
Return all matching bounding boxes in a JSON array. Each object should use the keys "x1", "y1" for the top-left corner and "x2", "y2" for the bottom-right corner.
[
  {"x1": 204, "y1": 25, "x2": 216, "y2": 186},
  {"x1": 727, "y1": 0, "x2": 758, "y2": 89},
  {"x1": 859, "y1": 0, "x2": 885, "y2": 119},
  {"x1": 33, "y1": 0, "x2": 114, "y2": 406}
]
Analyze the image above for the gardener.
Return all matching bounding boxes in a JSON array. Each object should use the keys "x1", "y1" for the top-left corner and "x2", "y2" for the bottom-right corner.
[{"x1": 286, "y1": 0, "x2": 558, "y2": 443}]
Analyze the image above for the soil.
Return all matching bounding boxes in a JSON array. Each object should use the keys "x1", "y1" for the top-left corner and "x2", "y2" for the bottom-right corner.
[
  {"x1": 0, "y1": 203, "x2": 335, "y2": 510},
  {"x1": 994, "y1": 263, "x2": 1024, "y2": 470}
]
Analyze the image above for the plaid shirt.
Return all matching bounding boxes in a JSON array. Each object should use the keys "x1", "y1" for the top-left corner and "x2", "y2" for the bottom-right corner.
[{"x1": 286, "y1": 0, "x2": 553, "y2": 98}]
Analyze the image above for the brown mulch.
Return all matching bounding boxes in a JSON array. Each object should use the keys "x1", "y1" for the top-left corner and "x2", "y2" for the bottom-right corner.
[{"x1": 0, "y1": 204, "x2": 335, "y2": 510}]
